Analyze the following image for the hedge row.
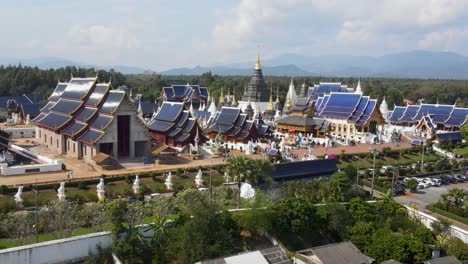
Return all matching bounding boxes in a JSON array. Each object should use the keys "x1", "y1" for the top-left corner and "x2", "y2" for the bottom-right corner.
[
  {"x1": 426, "y1": 204, "x2": 468, "y2": 225},
  {"x1": 361, "y1": 179, "x2": 390, "y2": 194}
]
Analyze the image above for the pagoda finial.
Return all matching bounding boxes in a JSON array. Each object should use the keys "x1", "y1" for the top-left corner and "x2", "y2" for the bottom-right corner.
[
  {"x1": 268, "y1": 85, "x2": 274, "y2": 110},
  {"x1": 232, "y1": 91, "x2": 238, "y2": 106},
  {"x1": 71, "y1": 72, "x2": 74, "y2": 79},
  {"x1": 276, "y1": 87, "x2": 280, "y2": 103},
  {"x1": 219, "y1": 87, "x2": 224, "y2": 103},
  {"x1": 109, "y1": 76, "x2": 112, "y2": 84},
  {"x1": 255, "y1": 46, "x2": 261, "y2": 70}
]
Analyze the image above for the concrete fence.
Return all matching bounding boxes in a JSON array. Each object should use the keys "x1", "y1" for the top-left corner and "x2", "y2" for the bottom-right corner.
[
  {"x1": 405, "y1": 205, "x2": 468, "y2": 243},
  {"x1": 0, "y1": 232, "x2": 112, "y2": 264}
]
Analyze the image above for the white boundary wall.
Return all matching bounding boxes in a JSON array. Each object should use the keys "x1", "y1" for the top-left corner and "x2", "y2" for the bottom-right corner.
[
  {"x1": 405, "y1": 205, "x2": 468, "y2": 243},
  {"x1": 0, "y1": 144, "x2": 63, "y2": 176},
  {"x1": 0, "y1": 232, "x2": 112, "y2": 264}
]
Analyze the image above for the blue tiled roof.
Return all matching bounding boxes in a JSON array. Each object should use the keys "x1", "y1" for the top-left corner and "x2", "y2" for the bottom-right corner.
[
  {"x1": 60, "y1": 78, "x2": 96, "y2": 100},
  {"x1": 21, "y1": 103, "x2": 45, "y2": 119},
  {"x1": 271, "y1": 159, "x2": 338, "y2": 181},
  {"x1": 389, "y1": 106, "x2": 405, "y2": 122},
  {"x1": 411, "y1": 139, "x2": 423, "y2": 145},
  {"x1": 0, "y1": 95, "x2": 33, "y2": 108},
  {"x1": 349, "y1": 96, "x2": 369, "y2": 122},
  {"x1": 356, "y1": 99, "x2": 377, "y2": 125},
  {"x1": 414, "y1": 104, "x2": 454, "y2": 123},
  {"x1": 399, "y1": 105, "x2": 420, "y2": 122},
  {"x1": 319, "y1": 93, "x2": 361, "y2": 118},
  {"x1": 436, "y1": 132, "x2": 462, "y2": 142},
  {"x1": 445, "y1": 108, "x2": 468, "y2": 127}
]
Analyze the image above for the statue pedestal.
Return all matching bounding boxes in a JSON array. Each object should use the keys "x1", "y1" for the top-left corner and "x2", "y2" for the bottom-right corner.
[{"x1": 165, "y1": 182, "x2": 173, "y2": 190}]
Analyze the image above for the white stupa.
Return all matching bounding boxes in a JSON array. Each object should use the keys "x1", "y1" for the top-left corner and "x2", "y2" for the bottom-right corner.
[
  {"x1": 380, "y1": 96, "x2": 389, "y2": 123},
  {"x1": 355, "y1": 78, "x2": 362, "y2": 94},
  {"x1": 132, "y1": 175, "x2": 140, "y2": 194},
  {"x1": 240, "y1": 183, "x2": 255, "y2": 199},
  {"x1": 286, "y1": 78, "x2": 297, "y2": 105}
]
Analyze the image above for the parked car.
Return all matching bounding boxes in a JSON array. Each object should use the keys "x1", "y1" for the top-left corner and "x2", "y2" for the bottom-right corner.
[
  {"x1": 453, "y1": 174, "x2": 465, "y2": 183},
  {"x1": 444, "y1": 175, "x2": 458, "y2": 184},
  {"x1": 454, "y1": 174, "x2": 467, "y2": 182},
  {"x1": 435, "y1": 176, "x2": 449, "y2": 185},
  {"x1": 417, "y1": 183, "x2": 425, "y2": 190}
]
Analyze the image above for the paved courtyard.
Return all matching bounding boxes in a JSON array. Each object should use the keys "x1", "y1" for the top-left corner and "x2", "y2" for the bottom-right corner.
[{"x1": 394, "y1": 182, "x2": 468, "y2": 230}]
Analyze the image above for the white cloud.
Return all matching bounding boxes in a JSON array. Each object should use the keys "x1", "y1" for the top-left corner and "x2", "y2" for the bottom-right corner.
[
  {"x1": 65, "y1": 25, "x2": 139, "y2": 50},
  {"x1": 418, "y1": 28, "x2": 468, "y2": 52},
  {"x1": 212, "y1": 0, "x2": 468, "y2": 56}
]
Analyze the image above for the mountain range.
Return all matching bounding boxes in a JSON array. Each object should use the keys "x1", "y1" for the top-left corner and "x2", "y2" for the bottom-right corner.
[{"x1": 2, "y1": 50, "x2": 468, "y2": 79}]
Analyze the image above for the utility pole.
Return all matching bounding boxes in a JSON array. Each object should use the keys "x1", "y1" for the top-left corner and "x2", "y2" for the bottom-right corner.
[
  {"x1": 209, "y1": 160, "x2": 213, "y2": 199},
  {"x1": 421, "y1": 142, "x2": 425, "y2": 173},
  {"x1": 33, "y1": 177, "x2": 38, "y2": 243},
  {"x1": 391, "y1": 165, "x2": 396, "y2": 197},
  {"x1": 370, "y1": 148, "x2": 377, "y2": 197}
]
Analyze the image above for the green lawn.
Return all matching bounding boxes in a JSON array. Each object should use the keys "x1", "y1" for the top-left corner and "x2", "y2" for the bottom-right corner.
[
  {"x1": 452, "y1": 145, "x2": 468, "y2": 157},
  {"x1": 337, "y1": 152, "x2": 441, "y2": 170}
]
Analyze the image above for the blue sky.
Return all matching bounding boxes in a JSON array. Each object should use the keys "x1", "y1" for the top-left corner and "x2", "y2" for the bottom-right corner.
[{"x1": 2, "y1": 0, "x2": 468, "y2": 71}]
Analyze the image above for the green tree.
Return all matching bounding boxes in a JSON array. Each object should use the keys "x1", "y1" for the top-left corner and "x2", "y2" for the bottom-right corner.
[
  {"x1": 226, "y1": 156, "x2": 255, "y2": 208},
  {"x1": 406, "y1": 178, "x2": 418, "y2": 191},
  {"x1": 329, "y1": 172, "x2": 352, "y2": 202},
  {"x1": 460, "y1": 123, "x2": 468, "y2": 141}
]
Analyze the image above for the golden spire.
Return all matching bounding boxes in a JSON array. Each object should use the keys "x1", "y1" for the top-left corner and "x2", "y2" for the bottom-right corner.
[
  {"x1": 256, "y1": 94, "x2": 261, "y2": 113},
  {"x1": 219, "y1": 87, "x2": 224, "y2": 103},
  {"x1": 232, "y1": 91, "x2": 238, "y2": 106},
  {"x1": 276, "y1": 87, "x2": 280, "y2": 103},
  {"x1": 268, "y1": 86, "x2": 274, "y2": 110},
  {"x1": 286, "y1": 94, "x2": 292, "y2": 108},
  {"x1": 227, "y1": 88, "x2": 232, "y2": 103},
  {"x1": 255, "y1": 51, "x2": 261, "y2": 70}
]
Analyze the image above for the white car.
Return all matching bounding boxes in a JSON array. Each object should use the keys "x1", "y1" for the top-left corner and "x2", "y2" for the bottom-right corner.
[
  {"x1": 417, "y1": 179, "x2": 430, "y2": 188},
  {"x1": 417, "y1": 183, "x2": 425, "y2": 189}
]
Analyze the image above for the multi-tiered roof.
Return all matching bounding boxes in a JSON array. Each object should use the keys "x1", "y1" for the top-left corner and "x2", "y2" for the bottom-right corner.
[
  {"x1": 163, "y1": 84, "x2": 208, "y2": 104},
  {"x1": 33, "y1": 77, "x2": 144, "y2": 145},
  {"x1": 308, "y1": 82, "x2": 353, "y2": 100},
  {"x1": 207, "y1": 107, "x2": 258, "y2": 141},
  {"x1": 315, "y1": 93, "x2": 379, "y2": 126},
  {"x1": 147, "y1": 102, "x2": 202, "y2": 146},
  {"x1": 388, "y1": 103, "x2": 468, "y2": 128}
]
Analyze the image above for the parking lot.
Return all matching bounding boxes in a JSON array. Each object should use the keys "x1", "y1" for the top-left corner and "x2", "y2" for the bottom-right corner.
[
  {"x1": 395, "y1": 182, "x2": 468, "y2": 207},
  {"x1": 394, "y1": 181, "x2": 468, "y2": 229}
]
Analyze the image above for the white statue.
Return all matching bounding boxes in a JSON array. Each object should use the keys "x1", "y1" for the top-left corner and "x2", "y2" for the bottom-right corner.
[
  {"x1": 246, "y1": 140, "x2": 254, "y2": 155},
  {"x1": 57, "y1": 182, "x2": 66, "y2": 201},
  {"x1": 195, "y1": 169, "x2": 203, "y2": 188},
  {"x1": 25, "y1": 114, "x2": 31, "y2": 125},
  {"x1": 224, "y1": 171, "x2": 231, "y2": 183},
  {"x1": 96, "y1": 178, "x2": 105, "y2": 201},
  {"x1": 165, "y1": 172, "x2": 173, "y2": 190},
  {"x1": 132, "y1": 175, "x2": 140, "y2": 194},
  {"x1": 279, "y1": 137, "x2": 285, "y2": 153},
  {"x1": 240, "y1": 183, "x2": 255, "y2": 199},
  {"x1": 270, "y1": 140, "x2": 277, "y2": 150},
  {"x1": 14, "y1": 186, "x2": 23, "y2": 208}
]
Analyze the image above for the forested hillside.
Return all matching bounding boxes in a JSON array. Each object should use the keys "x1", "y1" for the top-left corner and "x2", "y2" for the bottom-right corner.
[{"x1": 1, "y1": 65, "x2": 467, "y2": 109}]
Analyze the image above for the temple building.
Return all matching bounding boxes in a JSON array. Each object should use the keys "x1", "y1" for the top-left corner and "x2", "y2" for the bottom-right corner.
[
  {"x1": 147, "y1": 102, "x2": 204, "y2": 148},
  {"x1": 388, "y1": 103, "x2": 468, "y2": 132},
  {"x1": 206, "y1": 107, "x2": 259, "y2": 143},
  {"x1": 315, "y1": 92, "x2": 386, "y2": 143},
  {"x1": 162, "y1": 84, "x2": 208, "y2": 109},
  {"x1": 277, "y1": 97, "x2": 328, "y2": 136},
  {"x1": 308, "y1": 82, "x2": 353, "y2": 100},
  {"x1": 237, "y1": 55, "x2": 271, "y2": 113},
  {"x1": 34, "y1": 77, "x2": 152, "y2": 162}
]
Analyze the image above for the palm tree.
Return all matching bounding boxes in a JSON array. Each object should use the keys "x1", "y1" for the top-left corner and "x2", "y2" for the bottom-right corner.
[
  {"x1": 252, "y1": 159, "x2": 273, "y2": 185},
  {"x1": 226, "y1": 156, "x2": 255, "y2": 208}
]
